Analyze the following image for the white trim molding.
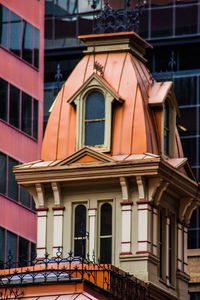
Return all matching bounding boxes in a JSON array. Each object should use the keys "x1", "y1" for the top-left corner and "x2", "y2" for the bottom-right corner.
[
  {"x1": 36, "y1": 208, "x2": 48, "y2": 258},
  {"x1": 52, "y1": 206, "x2": 65, "y2": 257}
]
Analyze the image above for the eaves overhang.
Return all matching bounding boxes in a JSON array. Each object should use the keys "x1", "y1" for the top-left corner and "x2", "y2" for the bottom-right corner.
[{"x1": 14, "y1": 159, "x2": 200, "y2": 200}]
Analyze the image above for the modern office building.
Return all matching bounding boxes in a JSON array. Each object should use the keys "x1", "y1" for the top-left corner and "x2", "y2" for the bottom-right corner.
[{"x1": 0, "y1": 0, "x2": 44, "y2": 267}]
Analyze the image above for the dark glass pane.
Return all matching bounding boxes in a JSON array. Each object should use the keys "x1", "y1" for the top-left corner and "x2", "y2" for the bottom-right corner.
[
  {"x1": 0, "y1": 78, "x2": 8, "y2": 122},
  {"x1": 0, "y1": 227, "x2": 5, "y2": 269},
  {"x1": 100, "y1": 238, "x2": 112, "y2": 264},
  {"x1": 0, "y1": 152, "x2": 6, "y2": 195},
  {"x1": 151, "y1": 8, "x2": 173, "y2": 37},
  {"x1": 19, "y1": 237, "x2": 29, "y2": 267},
  {"x1": 175, "y1": 5, "x2": 197, "y2": 35},
  {"x1": 6, "y1": 231, "x2": 17, "y2": 268},
  {"x1": 79, "y1": 16, "x2": 93, "y2": 35},
  {"x1": 139, "y1": 8, "x2": 148, "y2": 39},
  {"x1": 22, "y1": 92, "x2": 32, "y2": 135},
  {"x1": 31, "y1": 243, "x2": 36, "y2": 262},
  {"x1": 188, "y1": 229, "x2": 197, "y2": 249},
  {"x1": 0, "y1": 5, "x2": 9, "y2": 48},
  {"x1": 101, "y1": 203, "x2": 112, "y2": 236},
  {"x1": 189, "y1": 208, "x2": 197, "y2": 228},
  {"x1": 179, "y1": 45, "x2": 200, "y2": 71},
  {"x1": 181, "y1": 137, "x2": 196, "y2": 166},
  {"x1": 32, "y1": 197, "x2": 36, "y2": 211},
  {"x1": 10, "y1": 12, "x2": 21, "y2": 56},
  {"x1": 9, "y1": 84, "x2": 20, "y2": 128},
  {"x1": 34, "y1": 28, "x2": 39, "y2": 68},
  {"x1": 8, "y1": 157, "x2": 18, "y2": 201},
  {"x1": 22, "y1": 21, "x2": 33, "y2": 64},
  {"x1": 20, "y1": 186, "x2": 30, "y2": 208},
  {"x1": 85, "y1": 92, "x2": 105, "y2": 120},
  {"x1": 151, "y1": 0, "x2": 173, "y2": 6},
  {"x1": 178, "y1": 107, "x2": 197, "y2": 136},
  {"x1": 174, "y1": 77, "x2": 197, "y2": 106},
  {"x1": 33, "y1": 99, "x2": 38, "y2": 139},
  {"x1": 75, "y1": 205, "x2": 86, "y2": 237},
  {"x1": 85, "y1": 121, "x2": 104, "y2": 146},
  {"x1": 74, "y1": 239, "x2": 86, "y2": 258},
  {"x1": 55, "y1": 18, "x2": 76, "y2": 42},
  {"x1": 190, "y1": 292, "x2": 200, "y2": 300}
]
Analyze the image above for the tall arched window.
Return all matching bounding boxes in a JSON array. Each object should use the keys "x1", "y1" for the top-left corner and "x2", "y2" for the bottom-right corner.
[
  {"x1": 85, "y1": 91, "x2": 105, "y2": 146},
  {"x1": 74, "y1": 204, "x2": 86, "y2": 258},
  {"x1": 100, "y1": 203, "x2": 112, "y2": 264}
]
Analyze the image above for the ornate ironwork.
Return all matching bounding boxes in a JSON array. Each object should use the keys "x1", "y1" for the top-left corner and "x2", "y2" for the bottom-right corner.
[
  {"x1": 0, "y1": 287, "x2": 24, "y2": 300},
  {"x1": 0, "y1": 250, "x2": 150, "y2": 300},
  {"x1": 91, "y1": 0, "x2": 146, "y2": 34}
]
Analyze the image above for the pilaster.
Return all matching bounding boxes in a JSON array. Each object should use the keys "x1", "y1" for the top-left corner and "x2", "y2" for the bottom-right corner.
[{"x1": 88, "y1": 208, "x2": 96, "y2": 260}]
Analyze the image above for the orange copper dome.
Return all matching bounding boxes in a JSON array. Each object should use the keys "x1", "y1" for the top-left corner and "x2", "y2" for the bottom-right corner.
[{"x1": 41, "y1": 32, "x2": 183, "y2": 161}]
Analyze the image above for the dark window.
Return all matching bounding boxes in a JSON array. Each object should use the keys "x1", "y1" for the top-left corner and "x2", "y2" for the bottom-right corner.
[
  {"x1": 8, "y1": 157, "x2": 18, "y2": 201},
  {"x1": 164, "y1": 101, "x2": 170, "y2": 155},
  {"x1": 190, "y1": 292, "x2": 200, "y2": 300},
  {"x1": 74, "y1": 205, "x2": 87, "y2": 258},
  {"x1": 85, "y1": 91, "x2": 105, "y2": 146},
  {"x1": 188, "y1": 208, "x2": 200, "y2": 249},
  {"x1": 181, "y1": 137, "x2": 197, "y2": 166},
  {"x1": 0, "y1": 78, "x2": 8, "y2": 122},
  {"x1": 34, "y1": 28, "x2": 39, "y2": 68},
  {"x1": 9, "y1": 84, "x2": 20, "y2": 128},
  {"x1": 33, "y1": 99, "x2": 38, "y2": 139},
  {"x1": 100, "y1": 203, "x2": 112, "y2": 264},
  {"x1": 159, "y1": 208, "x2": 166, "y2": 280},
  {"x1": 151, "y1": 8, "x2": 173, "y2": 37},
  {"x1": 0, "y1": 152, "x2": 6, "y2": 195},
  {"x1": 175, "y1": 5, "x2": 197, "y2": 35},
  {"x1": 19, "y1": 237, "x2": 29, "y2": 267},
  {"x1": 174, "y1": 77, "x2": 197, "y2": 106},
  {"x1": 0, "y1": 227, "x2": 5, "y2": 269},
  {"x1": 0, "y1": 5, "x2": 9, "y2": 48},
  {"x1": 6, "y1": 231, "x2": 17, "y2": 268},
  {"x1": 178, "y1": 107, "x2": 197, "y2": 137},
  {"x1": 20, "y1": 186, "x2": 31, "y2": 208},
  {"x1": 22, "y1": 92, "x2": 32, "y2": 136},
  {"x1": 22, "y1": 21, "x2": 33, "y2": 64},
  {"x1": 10, "y1": 12, "x2": 21, "y2": 56}
]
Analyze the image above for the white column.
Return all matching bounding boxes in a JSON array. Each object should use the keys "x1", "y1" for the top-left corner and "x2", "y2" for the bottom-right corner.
[
  {"x1": 152, "y1": 206, "x2": 158, "y2": 256},
  {"x1": 137, "y1": 201, "x2": 151, "y2": 254},
  {"x1": 120, "y1": 202, "x2": 133, "y2": 255},
  {"x1": 88, "y1": 208, "x2": 96, "y2": 261},
  {"x1": 183, "y1": 225, "x2": 188, "y2": 273},
  {"x1": 166, "y1": 216, "x2": 170, "y2": 285},
  {"x1": 177, "y1": 222, "x2": 183, "y2": 271},
  {"x1": 52, "y1": 207, "x2": 65, "y2": 257},
  {"x1": 36, "y1": 208, "x2": 48, "y2": 258}
]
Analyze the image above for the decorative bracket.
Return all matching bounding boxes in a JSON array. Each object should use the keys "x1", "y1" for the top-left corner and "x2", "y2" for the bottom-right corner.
[
  {"x1": 35, "y1": 183, "x2": 45, "y2": 208},
  {"x1": 136, "y1": 176, "x2": 145, "y2": 201},
  {"x1": 51, "y1": 182, "x2": 61, "y2": 206},
  {"x1": 120, "y1": 177, "x2": 129, "y2": 201}
]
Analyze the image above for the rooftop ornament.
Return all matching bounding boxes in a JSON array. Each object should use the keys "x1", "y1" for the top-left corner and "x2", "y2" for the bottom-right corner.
[{"x1": 88, "y1": 0, "x2": 146, "y2": 34}]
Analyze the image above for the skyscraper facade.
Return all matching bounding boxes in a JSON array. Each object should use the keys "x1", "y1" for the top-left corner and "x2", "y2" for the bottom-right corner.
[{"x1": 0, "y1": 0, "x2": 44, "y2": 267}]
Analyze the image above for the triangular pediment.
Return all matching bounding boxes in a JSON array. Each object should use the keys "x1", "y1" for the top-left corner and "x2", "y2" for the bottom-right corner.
[
  {"x1": 54, "y1": 147, "x2": 114, "y2": 167},
  {"x1": 68, "y1": 72, "x2": 124, "y2": 104}
]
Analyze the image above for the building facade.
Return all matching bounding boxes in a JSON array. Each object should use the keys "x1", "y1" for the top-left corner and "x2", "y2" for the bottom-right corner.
[{"x1": 0, "y1": 0, "x2": 44, "y2": 268}]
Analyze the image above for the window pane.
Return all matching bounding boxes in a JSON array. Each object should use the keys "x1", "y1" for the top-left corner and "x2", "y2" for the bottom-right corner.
[
  {"x1": 22, "y1": 92, "x2": 32, "y2": 135},
  {"x1": 175, "y1": 5, "x2": 197, "y2": 35},
  {"x1": 181, "y1": 138, "x2": 196, "y2": 166},
  {"x1": 151, "y1": 8, "x2": 173, "y2": 37},
  {"x1": 101, "y1": 203, "x2": 112, "y2": 236},
  {"x1": 189, "y1": 208, "x2": 197, "y2": 228},
  {"x1": 0, "y1": 227, "x2": 5, "y2": 269},
  {"x1": 34, "y1": 28, "x2": 39, "y2": 68},
  {"x1": 33, "y1": 99, "x2": 38, "y2": 139},
  {"x1": 178, "y1": 107, "x2": 197, "y2": 136},
  {"x1": 85, "y1": 92, "x2": 105, "y2": 120},
  {"x1": 19, "y1": 237, "x2": 29, "y2": 267},
  {"x1": 6, "y1": 231, "x2": 17, "y2": 268},
  {"x1": 10, "y1": 12, "x2": 21, "y2": 56},
  {"x1": 0, "y1": 78, "x2": 8, "y2": 122},
  {"x1": 20, "y1": 186, "x2": 30, "y2": 208},
  {"x1": 8, "y1": 157, "x2": 18, "y2": 201},
  {"x1": 188, "y1": 229, "x2": 197, "y2": 249},
  {"x1": 74, "y1": 239, "x2": 86, "y2": 258},
  {"x1": 22, "y1": 21, "x2": 33, "y2": 64},
  {"x1": 85, "y1": 121, "x2": 104, "y2": 146},
  {"x1": 174, "y1": 77, "x2": 197, "y2": 106},
  {"x1": 0, "y1": 5, "x2": 9, "y2": 48},
  {"x1": 10, "y1": 84, "x2": 20, "y2": 128},
  {"x1": 31, "y1": 243, "x2": 36, "y2": 262},
  {"x1": 100, "y1": 238, "x2": 112, "y2": 264},
  {"x1": 75, "y1": 205, "x2": 86, "y2": 237},
  {"x1": 0, "y1": 152, "x2": 6, "y2": 195}
]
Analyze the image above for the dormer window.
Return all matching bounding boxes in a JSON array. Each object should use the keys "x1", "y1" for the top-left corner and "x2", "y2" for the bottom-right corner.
[
  {"x1": 164, "y1": 101, "x2": 170, "y2": 155},
  {"x1": 162, "y1": 99, "x2": 176, "y2": 157},
  {"x1": 85, "y1": 91, "x2": 105, "y2": 146}
]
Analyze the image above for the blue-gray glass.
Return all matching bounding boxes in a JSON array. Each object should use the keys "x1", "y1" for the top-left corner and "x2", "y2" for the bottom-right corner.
[
  {"x1": 22, "y1": 92, "x2": 32, "y2": 136},
  {"x1": 85, "y1": 121, "x2": 104, "y2": 146},
  {"x1": 75, "y1": 205, "x2": 86, "y2": 237},
  {"x1": 10, "y1": 84, "x2": 20, "y2": 128},
  {"x1": 10, "y1": 12, "x2": 21, "y2": 56},
  {"x1": 8, "y1": 157, "x2": 18, "y2": 201},
  {"x1": 85, "y1": 92, "x2": 104, "y2": 120},
  {"x1": 0, "y1": 152, "x2": 6, "y2": 195},
  {"x1": 0, "y1": 227, "x2": 5, "y2": 269},
  {"x1": 19, "y1": 237, "x2": 29, "y2": 267},
  {"x1": 0, "y1": 78, "x2": 8, "y2": 122},
  {"x1": 34, "y1": 28, "x2": 39, "y2": 68},
  {"x1": 22, "y1": 21, "x2": 33, "y2": 64},
  {"x1": 101, "y1": 203, "x2": 112, "y2": 236},
  {"x1": 20, "y1": 186, "x2": 31, "y2": 208},
  {"x1": 6, "y1": 231, "x2": 17, "y2": 268},
  {"x1": 0, "y1": 5, "x2": 9, "y2": 48}
]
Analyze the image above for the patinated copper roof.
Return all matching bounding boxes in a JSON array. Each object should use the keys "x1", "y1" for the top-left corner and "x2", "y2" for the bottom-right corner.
[{"x1": 41, "y1": 32, "x2": 183, "y2": 161}]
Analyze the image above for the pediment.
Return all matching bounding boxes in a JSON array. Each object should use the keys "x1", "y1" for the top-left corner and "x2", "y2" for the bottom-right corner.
[
  {"x1": 54, "y1": 147, "x2": 114, "y2": 166},
  {"x1": 68, "y1": 72, "x2": 124, "y2": 104}
]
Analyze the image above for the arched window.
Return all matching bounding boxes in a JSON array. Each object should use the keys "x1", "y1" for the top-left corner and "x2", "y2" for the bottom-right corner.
[
  {"x1": 74, "y1": 204, "x2": 86, "y2": 258},
  {"x1": 85, "y1": 91, "x2": 105, "y2": 146},
  {"x1": 100, "y1": 203, "x2": 112, "y2": 264}
]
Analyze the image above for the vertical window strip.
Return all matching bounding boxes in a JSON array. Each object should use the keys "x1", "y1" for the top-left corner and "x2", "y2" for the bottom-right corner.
[
  {"x1": 74, "y1": 204, "x2": 87, "y2": 258},
  {"x1": 99, "y1": 203, "x2": 112, "y2": 264}
]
